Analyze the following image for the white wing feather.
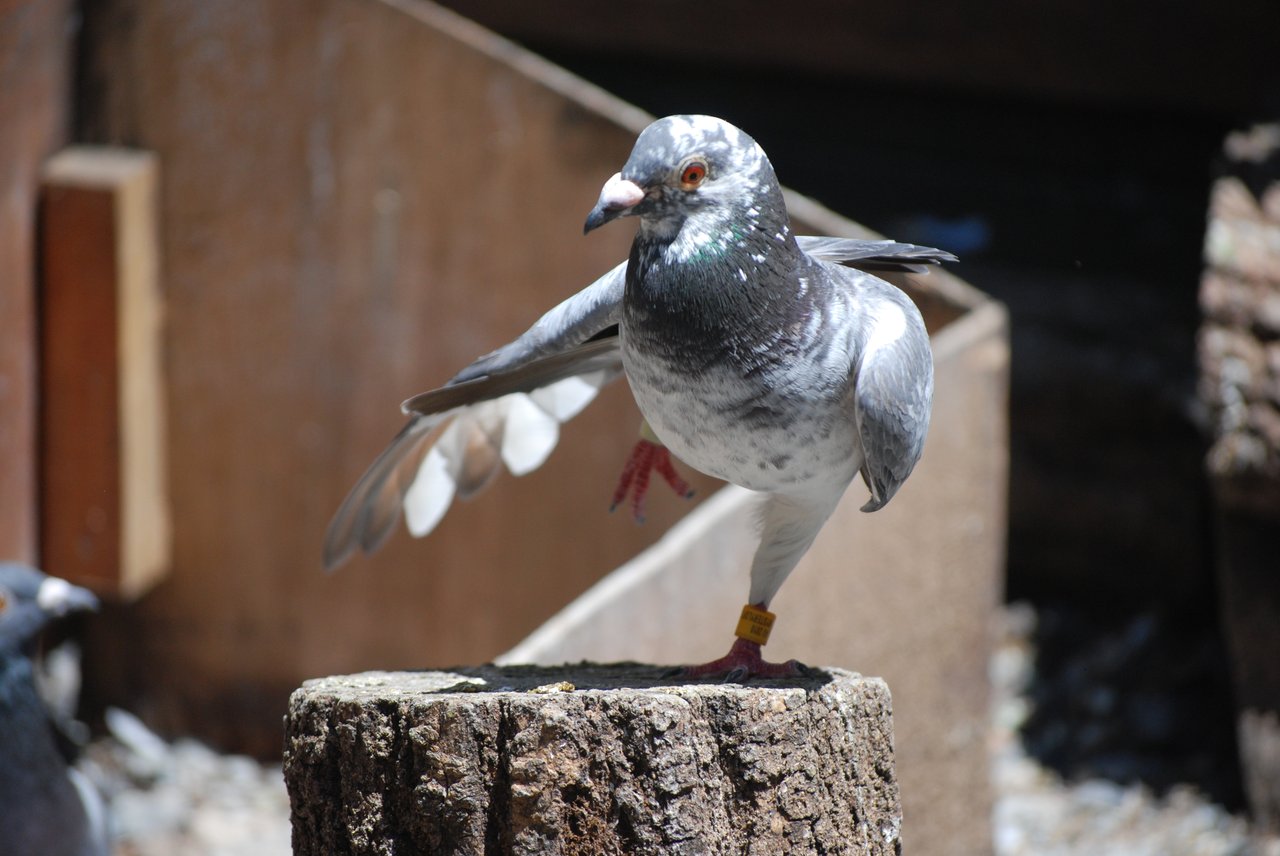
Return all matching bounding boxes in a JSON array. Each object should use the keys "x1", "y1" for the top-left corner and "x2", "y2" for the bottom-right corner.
[
  {"x1": 403, "y1": 446, "x2": 455, "y2": 537},
  {"x1": 499, "y1": 393, "x2": 560, "y2": 476},
  {"x1": 530, "y1": 371, "x2": 608, "y2": 420},
  {"x1": 397, "y1": 372, "x2": 610, "y2": 537}
]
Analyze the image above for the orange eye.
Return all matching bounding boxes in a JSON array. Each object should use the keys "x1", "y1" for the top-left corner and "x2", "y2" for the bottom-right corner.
[{"x1": 680, "y1": 161, "x2": 707, "y2": 189}]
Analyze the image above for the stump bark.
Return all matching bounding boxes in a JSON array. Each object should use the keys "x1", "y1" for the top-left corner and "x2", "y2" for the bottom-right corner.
[
  {"x1": 284, "y1": 664, "x2": 901, "y2": 855},
  {"x1": 1199, "y1": 123, "x2": 1280, "y2": 833}
]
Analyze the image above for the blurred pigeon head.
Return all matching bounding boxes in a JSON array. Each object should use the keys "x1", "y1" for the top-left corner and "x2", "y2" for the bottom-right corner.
[
  {"x1": 0, "y1": 563, "x2": 106, "y2": 856},
  {"x1": 0, "y1": 563, "x2": 99, "y2": 654}
]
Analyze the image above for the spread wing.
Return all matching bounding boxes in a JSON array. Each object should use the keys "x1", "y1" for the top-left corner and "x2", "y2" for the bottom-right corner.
[{"x1": 322, "y1": 263, "x2": 626, "y2": 570}]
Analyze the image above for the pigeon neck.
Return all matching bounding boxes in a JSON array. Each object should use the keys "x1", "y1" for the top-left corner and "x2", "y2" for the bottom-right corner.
[
  {"x1": 637, "y1": 192, "x2": 798, "y2": 271},
  {"x1": 624, "y1": 190, "x2": 811, "y2": 337}
]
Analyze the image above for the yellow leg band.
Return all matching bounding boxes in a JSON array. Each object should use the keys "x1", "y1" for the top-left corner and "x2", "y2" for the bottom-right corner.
[{"x1": 734, "y1": 604, "x2": 776, "y2": 645}]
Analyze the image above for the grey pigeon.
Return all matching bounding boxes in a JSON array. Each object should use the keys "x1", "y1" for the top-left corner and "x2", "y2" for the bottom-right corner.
[
  {"x1": 325, "y1": 115, "x2": 949, "y2": 678},
  {"x1": 0, "y1": 563, "x2": 106, "y2": 856}
]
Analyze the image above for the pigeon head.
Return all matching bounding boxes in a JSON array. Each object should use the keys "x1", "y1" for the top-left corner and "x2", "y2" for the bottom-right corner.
[
  {"x1": 584, "y1": 115, "x2": 785, "y2": 241},
  {"x1": 0, "y1": 564, "x2": 98, "y2": 656}
]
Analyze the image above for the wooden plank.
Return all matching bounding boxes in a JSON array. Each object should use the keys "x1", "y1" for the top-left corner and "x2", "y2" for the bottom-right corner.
[
  {"x1": 0, "y1": 0, "x2": 75, "y2": 563},
  {"x1": 39, "y1": 148, "x2": 170, "y2": 599}
]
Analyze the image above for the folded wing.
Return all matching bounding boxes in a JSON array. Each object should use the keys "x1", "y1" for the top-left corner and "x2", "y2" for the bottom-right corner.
[
  {"x1": 852, "y1": 291, "x2": 935, "y2": 513},
  {"x1": 797, "y1": 236, "x2": 957, "y2": 274}
]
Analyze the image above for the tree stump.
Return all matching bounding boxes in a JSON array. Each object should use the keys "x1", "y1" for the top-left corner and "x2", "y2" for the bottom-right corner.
[
  {"x1": 284, "y1": 664, "x2": 901, "y2": 855},
  {"x1": 1199, "y1": 123, "x2": 1280, "y2": 833}
]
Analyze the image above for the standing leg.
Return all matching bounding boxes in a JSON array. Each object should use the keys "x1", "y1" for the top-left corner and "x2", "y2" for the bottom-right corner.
[{"x1": 679, "y1": 490, "x2": 841, "y2": 680}]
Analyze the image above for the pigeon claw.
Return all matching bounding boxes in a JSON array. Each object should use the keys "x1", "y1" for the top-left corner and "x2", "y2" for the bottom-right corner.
[
  {"x1": 674, "y1": 638, "x2": 806, "y2": 682},
  {"x1": 609, "y1": 439, "x2": 694, "y2": 522}
]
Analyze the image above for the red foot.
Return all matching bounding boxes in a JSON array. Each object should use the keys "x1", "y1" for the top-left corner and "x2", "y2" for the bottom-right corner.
[
  {"x1": 610, "y1": 439, "x2": 694, "y2": 522},
  {"x1": 676, "y1": 637, "x2": 807, "y2": 682}
]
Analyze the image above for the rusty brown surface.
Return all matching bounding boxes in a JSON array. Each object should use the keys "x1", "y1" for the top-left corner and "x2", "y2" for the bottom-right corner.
[{"x1": 39, "y1": 181, "x2": 124, "y2": 590}]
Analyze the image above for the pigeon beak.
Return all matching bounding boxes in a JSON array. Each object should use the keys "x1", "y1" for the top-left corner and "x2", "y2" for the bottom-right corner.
[
  {"x1": 584, "y1": 173, "x2": 645, "y2": 234},
  {"x1": 36, "y1": 576, "x2": 99, "y2": 617}
]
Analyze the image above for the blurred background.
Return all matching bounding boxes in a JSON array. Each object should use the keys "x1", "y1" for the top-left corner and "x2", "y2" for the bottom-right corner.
[{"x1": 2, "y1": 0, "x2": 1279, "y2": 853}]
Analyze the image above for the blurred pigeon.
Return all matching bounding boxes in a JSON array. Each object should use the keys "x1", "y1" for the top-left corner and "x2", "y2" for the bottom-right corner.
[
  {"x1": 325, "y1": 115, "x2": 949, "y2": 678},
  {"x1": 0, "y1": 563, "x2": 106, "y2": 856}
]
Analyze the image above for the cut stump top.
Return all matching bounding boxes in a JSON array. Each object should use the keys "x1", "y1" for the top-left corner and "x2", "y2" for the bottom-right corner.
[{"x1": 286, "y1": 663, "x2": 901, "y2": 856}]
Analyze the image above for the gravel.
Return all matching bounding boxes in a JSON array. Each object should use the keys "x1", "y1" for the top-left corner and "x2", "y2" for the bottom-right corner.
[{"x1": 71, "y1": 602, "x2": 1280, "y2": 855}]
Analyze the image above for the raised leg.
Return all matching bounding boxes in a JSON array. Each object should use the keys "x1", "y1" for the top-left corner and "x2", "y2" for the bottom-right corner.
[{"x1": 610, "y1": 438, "x2": 694, "y2": 522}]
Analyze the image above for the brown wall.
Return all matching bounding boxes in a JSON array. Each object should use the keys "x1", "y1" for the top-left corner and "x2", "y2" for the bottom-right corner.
[
  {"x1": 0, "y1": 0, "x2": 75, "y2": 563},
  {"x1": 72, "y1": 0, "x2": 1001, "y2": 762},
  {"x1": 77, "y1": 0, "x2": 731, "y2": 752}
]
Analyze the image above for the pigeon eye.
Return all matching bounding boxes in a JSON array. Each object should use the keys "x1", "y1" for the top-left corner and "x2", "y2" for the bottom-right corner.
[
  {"x1": 679, "y1": 161, "x2": 707, "y2": 189},
  {"x1": 0, "y1": 592, "x2": 7, "y2": 613}
]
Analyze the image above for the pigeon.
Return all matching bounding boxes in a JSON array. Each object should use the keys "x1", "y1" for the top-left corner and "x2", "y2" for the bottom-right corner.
[
  {"x1": 325, "y1": 115, "x2": 950, "y2": 679},
  {"x1": 0, "y1": 563, "x2": 107, "y2": 856}
]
